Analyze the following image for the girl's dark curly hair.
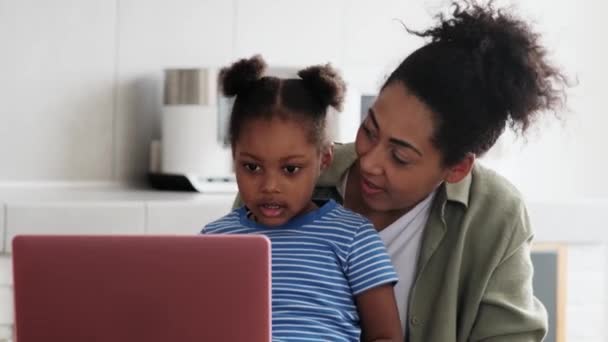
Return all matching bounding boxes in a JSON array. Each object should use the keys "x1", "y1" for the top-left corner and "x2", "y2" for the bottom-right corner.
[
  {"x1": 221, "y1": 55, "x2": 346, "y2": 148},
  {"x1": 384, "y1": 0, "x2": 568, "y2": 166}
]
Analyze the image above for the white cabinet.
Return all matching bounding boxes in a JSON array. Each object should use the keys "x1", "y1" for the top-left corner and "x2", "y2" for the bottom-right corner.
[
  {"x1": 1, "y1": 186, "x2": 236, "y2": 253},
  {"x1": 5, "y1": 202, "x2": 146, "y2": 253},
  {"x1": 146, "y1": 195, "x2": 234, "y2": 235},
  {"x1": 0, "y1": 207, "x2": 4, "y2": 254}
]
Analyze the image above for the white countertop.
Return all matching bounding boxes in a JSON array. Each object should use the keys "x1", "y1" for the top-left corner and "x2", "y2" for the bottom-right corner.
[
  {"x1": 0, "y1": 183, "x2": 235, "y2": 203},
  {"x1": 1, "y1": 183, "x2": 607, "y2": 253},
  {"x1": 0, "y1": 183, "x2": 237, "y2": 253}
]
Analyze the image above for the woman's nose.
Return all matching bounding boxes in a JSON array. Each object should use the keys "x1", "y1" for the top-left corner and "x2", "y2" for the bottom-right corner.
[{"x1": 359, "y1": 144, "x2": 383, "y2": 176}]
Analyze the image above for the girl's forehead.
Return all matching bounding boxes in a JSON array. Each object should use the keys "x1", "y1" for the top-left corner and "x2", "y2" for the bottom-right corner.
[
  {"x1": 236, "y1": 118, "x2": 317, "y2": 152},
  {"x1": 244, "y1": 114, "x2": 321, "y2": 139},
  {"x1": 242, "y1": 115, "x2": 309, "y2": 131}
]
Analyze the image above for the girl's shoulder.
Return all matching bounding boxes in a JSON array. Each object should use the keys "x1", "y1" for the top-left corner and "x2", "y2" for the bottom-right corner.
[{"x1": 202, "y1": 207, "x2": 244, "y2": 234}]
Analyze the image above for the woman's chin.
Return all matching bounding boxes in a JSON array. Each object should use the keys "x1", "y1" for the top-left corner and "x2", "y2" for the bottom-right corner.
[{"x1": 362, "y1": 193, "x2": 391, "y2": 211}]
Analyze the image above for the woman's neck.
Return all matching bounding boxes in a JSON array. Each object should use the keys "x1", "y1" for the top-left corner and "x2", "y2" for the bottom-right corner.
[{"x1": 343, "y1": 163, "x2": 410, "y2": 231}]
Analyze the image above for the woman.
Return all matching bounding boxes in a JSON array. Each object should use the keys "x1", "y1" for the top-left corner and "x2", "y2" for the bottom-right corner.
[{"x1": 235, "y1": 1, "x2": 567, "y2": 341}]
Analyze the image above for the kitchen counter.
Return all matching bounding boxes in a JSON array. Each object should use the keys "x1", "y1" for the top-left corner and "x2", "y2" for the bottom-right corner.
[
  {"x1": 0, "y1": 183, "x2": 236, "y2": 253},
  {"x1": 1, "y1": 183, "x2": 608, "y2": 253}
]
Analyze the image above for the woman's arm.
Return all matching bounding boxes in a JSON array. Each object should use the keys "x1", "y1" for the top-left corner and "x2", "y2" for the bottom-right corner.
[
  {"x1": 468, "y1": 210, "x2": 548, "y2": 341},
  {"x1": 356, "y1": 284, "x2": 403, "y2": 342}
]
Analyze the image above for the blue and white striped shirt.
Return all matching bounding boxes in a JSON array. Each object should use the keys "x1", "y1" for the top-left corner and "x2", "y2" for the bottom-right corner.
[{"x1": 203, "y1": 200, "x2": 398, "y2": 342}]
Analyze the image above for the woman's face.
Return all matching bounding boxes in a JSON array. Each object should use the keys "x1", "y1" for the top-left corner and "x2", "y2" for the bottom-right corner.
[{"x1": 355, "y1": 81, "x2": 449, "y2": 213}]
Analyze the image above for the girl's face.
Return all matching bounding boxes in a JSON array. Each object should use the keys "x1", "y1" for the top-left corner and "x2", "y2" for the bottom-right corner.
[
  {"x1": 355, "y1": 82, "x2": 450, "y2": 214},
  {"x1": 233, "y1": 117, "x2": 332, "y2": 227}
]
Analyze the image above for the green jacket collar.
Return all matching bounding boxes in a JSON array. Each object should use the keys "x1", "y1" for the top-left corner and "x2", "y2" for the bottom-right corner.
[{"x1": 317, "y1": 143, "x2": 359, "y2": 188}]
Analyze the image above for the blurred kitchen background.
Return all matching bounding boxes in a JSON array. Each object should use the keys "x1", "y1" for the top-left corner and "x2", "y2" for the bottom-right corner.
[{"x1": 0, "y1": 0, "x2": 606, "y2": 341}]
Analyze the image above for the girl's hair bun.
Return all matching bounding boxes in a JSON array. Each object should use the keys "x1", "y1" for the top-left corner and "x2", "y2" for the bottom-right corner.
[
  {"x1": 298, "y1": 64, "x2": 346, "y2": 111},
  {"x1": 220, "y1": 54, "x2": 267, "y2": 97}
]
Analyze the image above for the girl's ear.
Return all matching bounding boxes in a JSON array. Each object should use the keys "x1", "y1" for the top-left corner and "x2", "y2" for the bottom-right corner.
[{"x1": 320, "y1": 143, "x2": 334, "y2": 171}]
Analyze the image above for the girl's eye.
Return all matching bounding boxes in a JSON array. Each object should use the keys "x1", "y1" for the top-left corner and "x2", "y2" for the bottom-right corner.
[
  {"x1": 283, "y1": 165, "x2": 301, "y2": 174},
  {"x1": 244, "y1": 163, "x2": 261, "y2": 173}
]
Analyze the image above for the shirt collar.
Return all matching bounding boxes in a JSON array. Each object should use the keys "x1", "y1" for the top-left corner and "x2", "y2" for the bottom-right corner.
[{"x1": 444, "y1": 170, "x2": 472, "y2": 207}]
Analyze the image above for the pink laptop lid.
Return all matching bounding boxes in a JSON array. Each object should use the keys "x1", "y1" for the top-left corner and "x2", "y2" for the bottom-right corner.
[{"x1": 12, "y1": 235, "x2": 271, "y2": 342}]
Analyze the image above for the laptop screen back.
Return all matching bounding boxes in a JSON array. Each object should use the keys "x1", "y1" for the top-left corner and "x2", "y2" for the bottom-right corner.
[{"x1": 12, "y1": 235, "x2": 271, "y2": 342}]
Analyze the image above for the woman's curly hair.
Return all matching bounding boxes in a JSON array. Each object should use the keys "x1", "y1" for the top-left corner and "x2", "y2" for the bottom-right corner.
[{"x1": 385, "y1": 0, "x2": 568, "y2": 165}]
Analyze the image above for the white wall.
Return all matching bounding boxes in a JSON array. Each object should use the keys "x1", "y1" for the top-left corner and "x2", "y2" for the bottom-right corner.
[
  {"x1": 479, "y1": 0, "x2": 608, "y2": 200},
  {"x1": 0, "y1": 1, "x2": 116, "y2": 182},
  {"x1": 1, "y1": 0, "x2": 605, "y2": 199}
]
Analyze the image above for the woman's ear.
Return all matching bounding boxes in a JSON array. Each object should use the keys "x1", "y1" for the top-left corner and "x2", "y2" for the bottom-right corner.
[
  {"x1": 444, "y1": 153, "x2": 475, "y2": 184},
  {"x1": 320, "y1": 142, "x2": 334, "y2": 171}
]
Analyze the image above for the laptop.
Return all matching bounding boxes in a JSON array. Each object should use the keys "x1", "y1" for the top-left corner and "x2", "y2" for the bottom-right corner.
[{"x1": 12, "y1": 235, "x2": 271, "y2": 342}]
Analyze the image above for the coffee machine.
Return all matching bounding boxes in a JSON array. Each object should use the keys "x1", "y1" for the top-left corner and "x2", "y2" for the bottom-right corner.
[
  {"x1": 148, "y1": 67, "x2": 236, "y2": 192},
  {"x1": 147, "y1": 65, "x2": 358, "y2": 192}
]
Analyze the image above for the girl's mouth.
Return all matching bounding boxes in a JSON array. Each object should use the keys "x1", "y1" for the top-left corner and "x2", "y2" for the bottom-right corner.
[{"x1": 258, "y1": 203, "x2": 285, "y2": 218}]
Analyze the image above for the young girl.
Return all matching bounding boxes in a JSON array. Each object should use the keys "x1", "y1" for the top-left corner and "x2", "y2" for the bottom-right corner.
[{"x1": 203, "y1": 55, "x2": 402, "y2": 342}]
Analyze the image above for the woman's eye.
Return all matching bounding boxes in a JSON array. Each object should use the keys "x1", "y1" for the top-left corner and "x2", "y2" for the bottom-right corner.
[
  {"x1": 283, "y1": 165, "x2": 301, "y2": 174},
  {"x1": 244, "y1": 163, "x2": 260, "y2": 173},
  {"x1": 362, "y1": 124, "x2": 377, "y2": 140},
  {"x1": 392, "y1": 153, "x2": 409, "y2": 166}
]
